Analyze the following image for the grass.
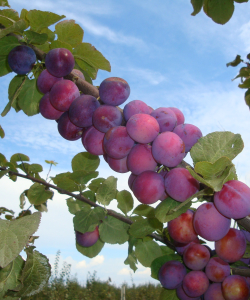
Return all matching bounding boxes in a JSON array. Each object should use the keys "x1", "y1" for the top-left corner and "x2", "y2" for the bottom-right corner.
[{"x1": 24, "y1": 251, "x2": 162, "y2": 300}]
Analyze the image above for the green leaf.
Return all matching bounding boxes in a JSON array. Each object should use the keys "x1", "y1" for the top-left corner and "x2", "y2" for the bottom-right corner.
[
  {"x1": 191, "y1": 0, "x2": 204, "y2": 16},
  {"x1": 0, "y1": 255, "x2": 24, "y2": 298},
  {"x1": 190, "y1": 131, "x2": 244, "y2": 164},
  {"x1": 116, "y1": 190, "x2": 134, "y2": 215},
  {"x1": 134, "y1": 240, "x2": 163, "y2": 268},
  {"x1": 18, "y1": 79, "x2": 43, "y2": 116},
  {"x1": 159, "y1": 288, "x2": 178, "y2": 300},
  {"x1": 34, "y1": 203, "x2": 48, "y2": 213},
  {"x1": 124, "y1": 252, "x2": 138, "y2": 273},
  {"x1": 76, "y1": 238, "x2": 104, "y2": 258},
  {"x1": 71, "y1": 152, "x2": 100, "y2": 172},
  {"x1": 0, "y1": 125, "x2": 4, "y2": 138},
  {"x1": 73, "y1": 43, "x2": 111, "y2": 72},
  {"x1": 20, "y1": 8, "x2": 28, "y2": 23},
  {"x1": 0, "y1": 153, "x2": 7, "y2": 165},
  {"x1": 24, "y1": 30, "x2": 48, "y2": 45},
  {"x1": 0, "y1": 9, "x2": 19, "y2": 28},
  {"x1": 54, "y1": 177, "x2": 79, "y2": 192},
  {"x1": 88, "y1": 178, "x2": 105, "y2": 192},
  {"x1": 226, "y1": 55, "x2": 243, "y2": 67},
  {"x1": 0, "y1": 19, "x2": 26, "y2": 39},
  {"x1": 0, "y1": 1, "x2": 10, "y2": 7},
  {"x1": 75, "y1": 58, "x2": 98, "y2": 80},
  {"x1": 0, "y1": 55, "x2": 11, "y2": 77},
  {"x1": 203, "y1": 0, "x2": 234, "y2": 24},
  {"x1": 55, "y1": 19, "x2": 83, "y2": 47},
  {"x1": 69, "y1": 170, "x2": 98, "y2": 185},
  {"x1": 132, "y1": 204, "x2": 155, "y2": 218},
  {"x1": 14, "y1": 248, "x2": 51, "y2": 297},
  {"x1": 0, "y1": 35, "x2": 19, "y2": 55},
  {"x1": 0, "y1": 212, "x2": 41, "y2": 268},
  {"x1": 45, "y1": 160, "x2": 57, "y2": 166},
  {"x1": 27, "y1": 10, "x2": 65, "y2": 32},
  {"x1": 29, "y1": 164, "x2": 43, "y2": 173},
  {"x1": 245, "y1": 89, "x2": 250, "y2": 108},
  {"x1": 67, "y1": 198, "x2": 90, "y2": 215},
  {"x1": 96, "y1": 176, "x2": 117, "y2": 206},
  {"x1": 155, "y1": 198, "x2": 192, "y2": 223},
  {"x1": 73, "y1": 207, "x2": 105, "y2": 234},
  {"x1": 82, "y1": 190, "x2": 96, "y2": 203},
  {"x1": 129, "y1": 218, "x2": 162, "y2": 238},
  {"x1": 27, "y1": 183, "x2": 53, "y2": 205},
  {"x1": 232, "y1": 67, "x2": 250, "y2": 81},
  {"x1": 50, "y1": 40, "x2": 73, "y2": 52},
  {"x1": 3, "y1": 75, "x2": 26, "y2": 116},
  {"x1": 0, "y1": 207, "x2": 14, "y2": 215},
  {"x1": 99, "y1": 215, "x2": 129, "y2": 244},
  {"x1": 239, "y1": 78, "x2": 250, "y2": 89},
  {"x1": 187, "y1": 165, "x2": 237, "y2": 192},
  {"x1": 40, "y1": 27, "x2": 55, "y2": 42},
  {"x1": 10, "y1": 153, "x2": 29, "y2": 165},
  {"x1": 34, "y1": 42, "x2": 50, "y2": 53},
  {"x1": 234, "y1": 0, "x2": 248, "y2": 2},
  {"x1": 151, "y1": 254, "x2": 182, "y2": 280}
]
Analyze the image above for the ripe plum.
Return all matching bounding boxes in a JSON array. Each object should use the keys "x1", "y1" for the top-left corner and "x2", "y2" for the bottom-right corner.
[
  {"x1": 183, "y1": 243, "x2": 210, "y2": 271},
  {"x1": 205, "y1": 257, "x2": 230, "y2": 283},
  {"x1": 182, "y1": 271, "x2": 209, "y2": 298},
  {"x1": 132, "y1": 170, "x2": 165, "y2": 204},
  {"x1": 164, "y1": 168, "x2": 199, "y2": 202},
  {"x1": 204, "y1": 283, "x2": 225, "y2": 300},
  {"x1": 82, "y1": 126, "x2": 105, "y2": 156},
  {"x1": 39, "y1": 93, "x2": 63, "y2": 120},
  {"x1": 8, "y1": 45, "x2": 36, "y2": 75},
  {"x1": 45, "y1": 48, "x2": 75, "y2": 77},
  {"x1": 150, "y1": 107, "x2": 177, "y2": 132},
  {"x1": 215, "y1": 228, "x2": 246, "y2": 263},
  {"x1": 99, "y1": 77, "x2": 130, "y2": 106},
  {"x1": 152, "y1": 131, "x2": 185, "y2": 167},
  {"x1": 214, "y1": 180, "x2": 250, "y2": 219},
  {"x1": 158, "y1": 260, "x2": 187, "y2": 289},
  {"x1": 222, "y1": 275, "x2": 250, "y2": 300},
  {"x1": 58, "y1": 112, "x2": 83, "y2": 141},
  {"x1": 173, "y1": 123, "x2": 202, "y2": 152},
  {"x1": 126, "y1": 113, "x2": 160, "y2": 143},
  {"x1": 103, "y1": 126, "x2": 134, "y2": 159},
  {"x1": 193, "y1": 202, "x2": 231, "y2": 241},
  {"x1": 92, "y1": 105, "x2": 123, "y2": 132},
  {"x1": 50, "y1": 80, "x2": 80, "y2": 112},
  {"x1": 75, "y1": 226, "x2": 99, "y2": 247},
  {"x1": 123, "y1": 100, "x2": 151, "y2": 121},
  {"x1": 127, "y1": 144, "x2": 157, "y2": 175},
  {"x1": 169, "y1": 107, "x2": 185, "y2": 125},
  {"x1": 106, "y1": 155, "x2": 129, "y2": 173},
  {"x1": 37, "y1": 69, "x2": 63, "y2": 94},
  {"x1": 69, "y1": 95, "x2": 100, "y2": 127}
]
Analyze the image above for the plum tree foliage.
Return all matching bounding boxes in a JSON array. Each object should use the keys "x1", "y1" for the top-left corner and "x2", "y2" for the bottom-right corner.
[{"x1": 0, "y1": 0, "x2": 250, "y2": 299}]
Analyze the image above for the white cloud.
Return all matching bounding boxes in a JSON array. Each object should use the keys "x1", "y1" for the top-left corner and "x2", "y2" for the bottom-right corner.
[
  {"x1": 118, "y1": 268, "x2": 131, "y2": 275},
  {"x1": 90, "y1": 255, "x2": 104, "y2": 266},
  {"x1": 137, "y1": 268, "x2": 151, "y2": 275},
  {"x1": 76, "y1": 260, "x2": 87, "y2": 269}
]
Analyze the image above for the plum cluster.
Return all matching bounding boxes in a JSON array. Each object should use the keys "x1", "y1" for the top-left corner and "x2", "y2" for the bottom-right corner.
[{"x1": 159, "y1": 191, "x2": 250, "y2": 299}]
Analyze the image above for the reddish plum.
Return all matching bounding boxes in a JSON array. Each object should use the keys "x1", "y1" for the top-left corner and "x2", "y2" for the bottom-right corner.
[
  {"x1": 103, "y1": 126, "x2": 134, "y2": 159},
  {"x1": 169, "y1": 107, "x2": 185, "y2": 125},
  {"x1": 214, "y1": 180, "x2": 250, "y2": 219},
  {"x1": 158, "y1": 260, "x2": 187, "y2": 289},
  {"x1": 132, "y1": 170, "x2": 165, "y2": 204},
  {"x1": 45, "y1": 48, "x2": 75, "y2": 77},
  {"x1": 82, "y1": 126, "x2": 105, "y2": 156},
  {"x1": 222, "y1": 275, "x2": 250, "y2": 300},
  {"x1": 127, "y1": 144, "x2": 157, "y2": 175},
  {"x1": 152, "y1": 131, "x2": 185, "y2": 167},
  {"x1": 173, "y1": 124, "x2": 202, "y2": 153},
  {"x1": 215, "y1": 228, "x2": 246, "y2": 263},
  {"x1": 183, "y1": 243, "x2": 210, "y2": 271},
  {"x1": 75, "y1": 226, "x2": 99, "y2": 247},
  {"x1": 58, "y1": 112, "x2": 84, "y2": 141},
  {"x1": 150, "y1": 107, "x2": 177, "y2": 132},
  {"x1": 126, "y1": 113, "x2": 160, "y2": 143},
  {"x1": 182, "y1": 271, "x2": 209, "y2": 298},
  {"x1": 123, "y1": 100, "x2": 151, "y2": 121},
  {"x1": 50, "y1": 80, "x2": 80, "y2": 112},
  {"x1": 106, "y1": 155, "x2": 129, "y2": 173},
  {"x1": 92, "y1": 105, "x2": 123, "y2": 133},
  {"x1": 39, "y1": 93, "x2": 63, "y2": 120},
  {"x1": 168, "y1": 209, "x2": 197, "y2": 244},
  {"x1": 164, "y1": 168, "x2": 199, "y2": 202},
  {"x1": 193, "y1": 202, "x2": 231, "y2": 241},
  {"x1": 69, "y1": 95, "x2": 100, "y2": 127},
  {"x1": 204, "y1": 283, "x2": 225, "y2": 300},
  {"x1": 205, "y1": 257, "x2": 230, "y2": 283},
  {"x1": 99, "y1": 77, "x2": 130, "y2": 106}
]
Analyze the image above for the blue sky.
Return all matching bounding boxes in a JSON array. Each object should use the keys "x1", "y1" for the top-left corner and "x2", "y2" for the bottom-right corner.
[{"x1": 1, "y1": 0, "x2": 250, "y2": 286}]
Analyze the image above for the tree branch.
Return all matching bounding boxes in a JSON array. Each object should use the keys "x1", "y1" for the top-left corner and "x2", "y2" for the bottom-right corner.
[{"x1": 0, "y1": 166, "x2": 175, "y2": 250}]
